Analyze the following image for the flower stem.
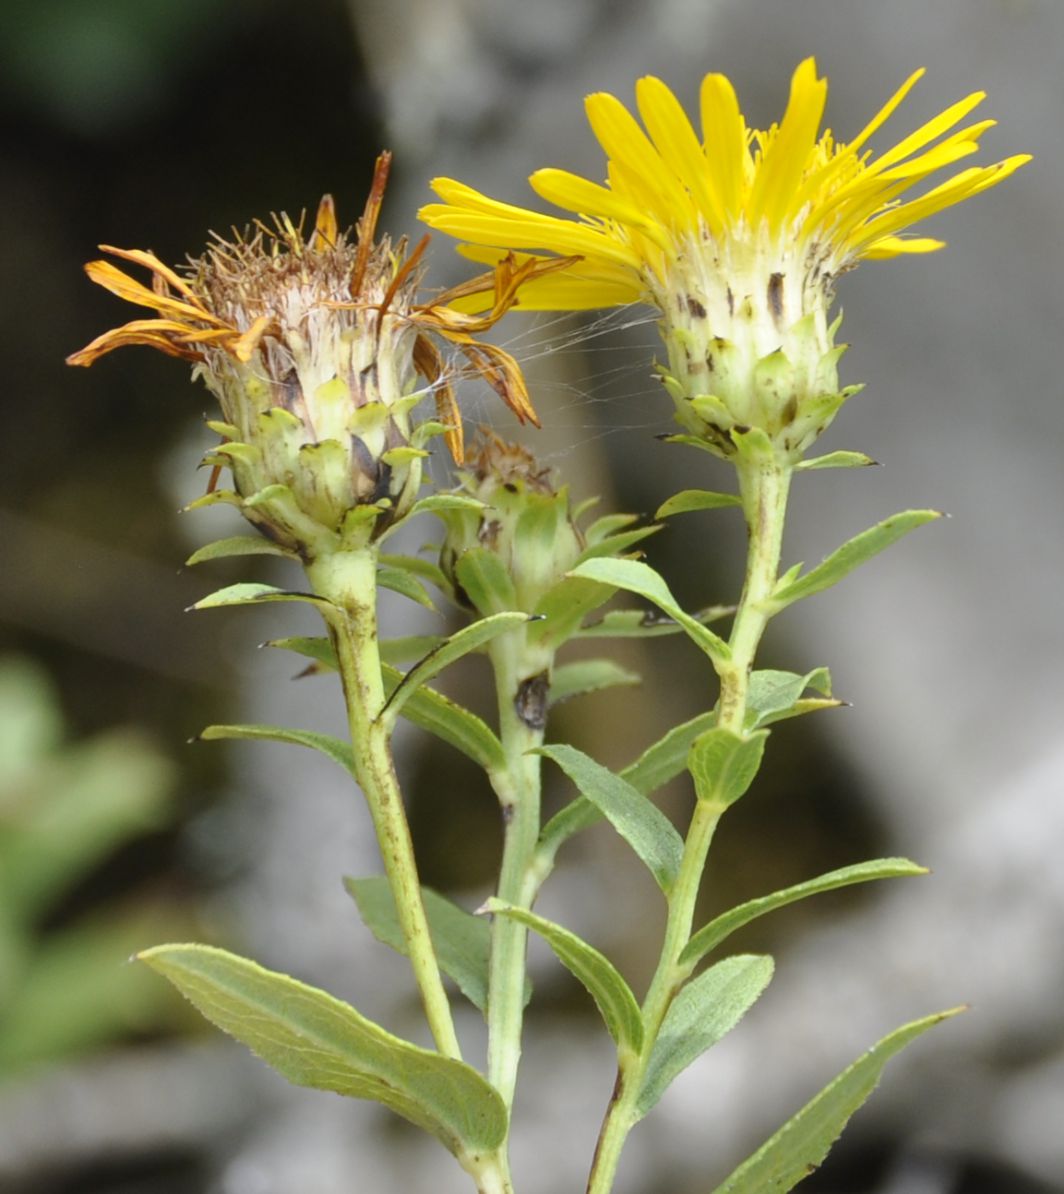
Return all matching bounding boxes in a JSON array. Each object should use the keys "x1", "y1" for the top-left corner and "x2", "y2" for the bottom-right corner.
[
  {"x1": 306, "y1": 547, "x2": 462, "y2": 1061},
  {"x1": 586, "y1": 453, "x2": 792, "y2": 1194},
  {"x1": 486, "y1": 629, "x2": 549, "y2": 1110}
]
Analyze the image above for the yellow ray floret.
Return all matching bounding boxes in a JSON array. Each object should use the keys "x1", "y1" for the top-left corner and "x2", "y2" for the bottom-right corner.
[{"x1": 419, "y1": 58, "x2": 1029, "y2": 312}]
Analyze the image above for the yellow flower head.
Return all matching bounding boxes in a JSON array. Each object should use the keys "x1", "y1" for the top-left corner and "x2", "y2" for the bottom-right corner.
[
  {"x1": 69, "y1": 154, "x2": 569, "y2": 551},
  {"x1": 420, "y1": 61, "x2": 1029, "y2": 459}
]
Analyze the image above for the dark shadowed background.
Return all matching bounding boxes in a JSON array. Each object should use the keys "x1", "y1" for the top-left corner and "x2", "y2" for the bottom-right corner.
[{"x1": 1, "y1": 2, "x2": 1061, "y2": 1192}]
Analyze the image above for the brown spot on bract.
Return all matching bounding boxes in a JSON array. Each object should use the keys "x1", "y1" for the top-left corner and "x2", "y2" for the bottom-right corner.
[
  {"x1": 686, "y1": 295, "x2": 707, "y2": 320},
  {"x1": 768, "y1": 272, "x2": 785, "y2": 321}
]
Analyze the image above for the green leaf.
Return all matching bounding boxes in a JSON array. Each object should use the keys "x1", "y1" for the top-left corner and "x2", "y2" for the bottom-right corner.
[
  {"x1": 381, "y1": 664, "x2": 506, "y2": 774},
  {"x1": 537, "y1": 744, "x2": 683, "y2": 894},
  {"x1": 454, "y1": 549, "x2": 518, "y2": 616},
  {"x1": 568, "y1": 558, "x2": 730, "y2": 664},
  {"x1": 265, "y1": 635, "x2": 451, "y2": 671},
  {"x1": 770, "y1": 511, "x2": 943, "y2": 610},
  {"x1": 484, "y1": 899, "x2": 643, "y2": 1054},
  {"x1": 680, "y1": 858, "x2": 927, "y2": 972},
  {"x1": 688, "y1": 728, "x2": 768, "y2": 811},
  {"x1": 408, "y1": 493, "x2": 487, "y2": 518},
  {"x1": 549, "y1": 659, "x2": 641, "y2": 705},
  {"x1": 383, "y1": 612, "x2": 529, "y2": 722},
  {"x1": 655, "y1": 490, "x2": 742, "y2": 519},
  {"x1": 138, "y1": 944, "x2": 508, "y2": 1158},
  {"x1": 637, "y1": 955, "x2": 774, "y2": 1118},
  {"x1": 345, "y1": 878, "x2": 493, "y2": 1014},
  {"x1": 574, "y1": 524, "x2": 661, "y2": 564},
  {"x1": 584, "y1": 512, "x2": 640, "y2": 545},
  {"x1": 378, "y1": 567, "x2": 437, "y2": 610},
  {"x1": 189, "y1": 582, "x2": 336, "y2": 616},
  {"x1": 537, "y1": 711, "x2": 718, "y2": 862},
  {"x1": 795, "y1": 450, "x2": 878, "y2": 472},
  {"x1": 746, "y1": 668, "x2": 832, "y2": 729},
  {"x1": 186, "y1": 535, "x2": 298, "y2": 565},
  {"x1": 575, "y1": 605, "x2": 734, "y2": 639},
  {"x1": 379, "y1": 553, "x2": 452, "y2": 594},
  {"x1": 528, "y1": 575, "x2": 616, "y2": 650},
  {"x1": 711, "y1": 1007, "x2": 964, "y2": 1193},
  {"x1": 199, "y1": 724, "x2": 354, "y2": 776},
  {"x1": 264, "y1": 635, "x2": 338, "y2": 672}
]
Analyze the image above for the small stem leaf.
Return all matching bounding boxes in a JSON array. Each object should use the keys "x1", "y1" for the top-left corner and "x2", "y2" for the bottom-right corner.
[
  {"x1": 454, "y1": 549, "x2": 519, "y2": 617},
  {"x1": 655, "y1": 490, "x2": 743, "y2": 519},
  {"x1": 537, "y1": 744, "x2": 683, "y2": 894},
  {"x1": 379, "y1": 553, "x2": 452, "y2": 594},
  {"x1": 574, "y1": 524, "x2": 662, "y2": 565},
  {"x1": 746, "y1": 668, "x2": 832, "y2": 730},
  {"x1": 346, "y1": 878, "x2": 495, "y2": 1015},
  {"x1": 688, "y1": 728, "x2": 769, "y2": 811},
  {"x1": 381, "y1": 635, "x2": 449, "y2": 665},
  {"x1": 483, "y1": 899, "x2": 643, "y2": 1054},
  {"x1": 770, "y1": 511, "x2": 943, "y2": 610},
  {"x1": 189, "y1": 583, "x2": 337, "y2": 618},
  {"x1": 679, "y1": 858, "x2": 928, "y2": 971},
  {"x1": 584, "y1": 512, "x2": 640, "y2": 545},
  {"x1": 199, "y1": 724, "x2": 354, "y2": 776},
  {"x1": 383, "y1": 612, "x2": 529, "y2": 722},
  {"x1": 549, "y1": 660, "x2": 641, "y2": 705},
  {"x1": 537, "y1": 711, "x2": 718, "y2": 861},
  {"x1": 381, "y1": 664, "x2": 506, "y2": 774},
  {"x1": 794, "y1": 450, "x2": 878, "y2": 472},
  {"x1": 636, "y1": 955, "x2": 775, "y2": 1119},
  {"x1": 263, "y1": 635, "x2": 339, "y2": 671},
  {"x1": 575, "y1": 605, "x2": 734, "y2": 639},
  {"x1": 407, "y1": 493, "x2": 488, "y2": 518},
  {"x1": 757, "y1": 697, "x2": 843, "y2": 728},
  {"x1": 186, "y1": 536, "x2": 299, "y2": 565},
  {"x1": 378, "y1": 567, "x2": 437, "y2": 611},
  {"x1": 529, "y1": 576, "x2": 616, "y2": 650},
  {"x1": 568, "y1": 558, "x2": 730, "y2": 664},
  {"x1": 138, "y1": 944, "x2": 507, "y2": 1157},
  {"x1": 711, "y1": 1008, "x2": 965, "y2": 1194}
]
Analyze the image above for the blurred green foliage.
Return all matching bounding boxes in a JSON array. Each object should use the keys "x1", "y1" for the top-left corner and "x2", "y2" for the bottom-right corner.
[{"x1": 0, "y1": 657, "x2": 188, "y2": 1074}]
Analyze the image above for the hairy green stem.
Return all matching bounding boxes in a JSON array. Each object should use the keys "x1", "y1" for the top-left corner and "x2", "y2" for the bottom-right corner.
[
  {"x1": 586, "y1": 454, "x2": 792, "y2": 1194},
  {"x1": 486, "y1": 629, "x2": 549, "y2": 1111},
  {"x1": 306, "y1": 547, "x2": 462, "y2": 1061}
]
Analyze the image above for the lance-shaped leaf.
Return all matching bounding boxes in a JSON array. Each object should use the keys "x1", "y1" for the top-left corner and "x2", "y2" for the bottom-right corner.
[
  {"x1": 679, "y1": 858, "x2": 927, "y2": 972},
  {"x1": 711, "y1": 1007, "x2": 964, "y2": 1193},
  {"x1": 688, "y1": 727, "x2": 768, "y2": 811},
  {"x1": 573, "y1": 524, "x2": 661, "y2": 564},
  {"x1": 406, "y1": 493, "x2": 488, "y2": 519},
  {"x1": 346, "y1": 878, "x2": 493, "y2": 1014},
  {"x1": 138, "y1": 944, "x2": 508, "y2": 1158},
  {"x1": 549, "y1": 659, "x2": 641, "y2": 705},
  {"x1": 537, "y1": 744, "x2": 683, "y2": 894},
  {"x1": 637, "y1": 954, "x2": 774, "y2": 1118},
  {"x1": 655, "y1": 490, "x2": 742, "y2": 518},
  {"x1": 794, "y1": 450, "x2": 878, "y2": 472},
  {"x1": 769, "y1": 511, "x2": 942, "y2": 611},
  {"x1": 264, "y1": 635, "x2": 338, "y2": 672},
  {"x1": 189, "y1": 582, "x2": 337, "y2": 620},
  {"x1": 746, "y1": 668, "x2": 835, "y2": 729},
  {"x1": 528, "y1": 575, "x2": 616, "y2": 650},
  {"x1": 378, "y1": 567, "x2": 437, "y2": 610},
  {"x1": 584, "y1": 512, "x2": 640, "y2": 545},
  {"x1": 568, "y1": 558, "x2": 730, "y2": 665},
  {"x1": 186, "y1": 535, "x2": 298, "y2": 565},
  {"x1": 381, "y1": 664, "x2": 506, "y2": 774},
  {"x1": 483, "y1": 900, "x2": 643, "y2": 1053},
  {"x1": 538, "y1": 711, "x2": 718, "y2": 861},
  {"x1": 575, "y1": 605, "x2": 733, "y2": 638},
  {"x1": 199, "y1": 724, "x2": 355, "y2": 777},
  {"x1": 454, "y1": 549, "x2": 518, "y2": 616},
  {"x1": 379, "y1": 553, "x2": 452, "y2": 595},
  {"x1": 382, "y1": 612, "x2": 529, "y2": 723},
  {"x1": 266, "y1": 634, "x2": 450, "y2": 671}
]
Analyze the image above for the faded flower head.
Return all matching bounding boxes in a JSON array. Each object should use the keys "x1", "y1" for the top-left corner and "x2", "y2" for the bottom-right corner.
[
  {"x1": 69, "y1": 154, "x2": 565, "y2": 555},
  {"x1": 420, "y1": 60, "x2": 1029, "y2": 460}
]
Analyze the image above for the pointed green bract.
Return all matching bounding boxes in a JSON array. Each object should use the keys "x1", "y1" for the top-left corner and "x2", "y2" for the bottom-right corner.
[
  {"x1": 138, "y1": 944, "x2": 508, "y2": 1158},
  {"x1": 264, "y1": 635, "x2": 338, "y2": 671},
  {"x1": 637, "y1": 955, "x2": 775, "y2": 1118},
  {"x1": 454, "y1": 548, "x2": 519, "y2": 616},
  {"x1": 770, "y1": 511, "x2": 942, "y2": 610},
  {"x1": 679, "y1": 858, "x2": 927, "y2": 971},
  {"x1": 346, "y1": 878, "x2": 493, "y2": 1014},
  {"x1": 382, "y1": 612, "x2": 530, "y2": 723},
  {"x1": 711, "y1": 1008, "x2": 964, "y2": 1193},
  {"x1": 189, "y1": 583, "x2": 336, "y2": 617},
  {"x1": 568, "y1": 558, "x2": 730, "y2": 664},
  {"x1": 794, "y1": 450, "x2": 877, "y2": 471},
  {"x1": 186, "y1": 535, "x2": 298, "y2": 565},
  {"x1": 484, "y1": 900, "x2": 643, "y2": 1054},
  {"x1": 529, "y1": 575, "x2": 617, "y2": 650},
  {"x1": 688, "y1": 728, "x2": 768, "y2": 811},
  {"x1": 378, "y1": 567, "x2": 437, "y2": 610},
  {"x1": 549, "y1": 659, "x2": 641, "y2": 705},
  {"x1": 574, "y1": 524, "x2": 661, "y2": 563},
  {"x1": 199, "y1": 724, "x2": 354, "y2": 776},
  {"x1": 655, "y1": 490, "x2": 743, "y2": 518},
  {"x1": 584, "y1": 512, "x2": 640, "y2": 544},
  {"x1": 406, "y1": 493, "x2": 488, "y2": 519},
  {"x1": 537, "y1": 744, "x2": 683, "y2": 894},
  {"x1": 746, "y1": 668, "x2": 835, "y2": 729}
]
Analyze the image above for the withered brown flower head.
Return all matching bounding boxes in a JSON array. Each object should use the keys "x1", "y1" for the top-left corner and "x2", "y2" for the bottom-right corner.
[{"x1": 68, "y1": 154, "x2": 572, "y2": 552}]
